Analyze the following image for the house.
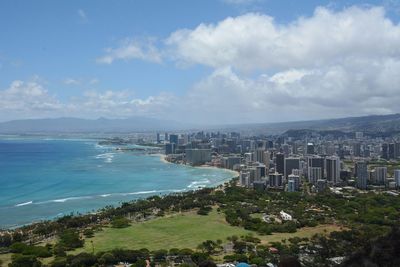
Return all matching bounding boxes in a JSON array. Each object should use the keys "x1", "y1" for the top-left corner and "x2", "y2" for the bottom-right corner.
[{"x1": 279, "y1": 210, "x2": 292, "y2": 221}]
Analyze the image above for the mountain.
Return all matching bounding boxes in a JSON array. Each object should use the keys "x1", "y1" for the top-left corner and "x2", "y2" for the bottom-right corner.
[
  {"x1": 0, "y1": 117, "x2": 193, "y2": 133},
  {"x1": 1, "y1": 113, "x2": 400, "y2": 134},
  {"x1": 217, "y1": 113, "x2": 400, "y2": 135}
]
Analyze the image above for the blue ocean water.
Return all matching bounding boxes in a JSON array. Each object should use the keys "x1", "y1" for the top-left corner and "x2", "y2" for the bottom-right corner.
[{"x1": 0, "y1": 137, "x2": 235, "y2": 229}]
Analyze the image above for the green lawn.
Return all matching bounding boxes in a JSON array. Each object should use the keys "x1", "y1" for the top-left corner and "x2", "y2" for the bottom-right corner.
[
  {"x1": 75, "y1": 209, "x2": 343, "y2": 254},
  {"x1": 259, "y1": 224, "x2": 344, "y2": 244},
  {"x1": 0, "y1": 210, "x2": 343, "y2": 265},
  {"x1": 78, "y1": 209, "x2": 252, "y2": 253},
  {"x1": 0, "y1": 253, "x2": 11, "y2": 267}
]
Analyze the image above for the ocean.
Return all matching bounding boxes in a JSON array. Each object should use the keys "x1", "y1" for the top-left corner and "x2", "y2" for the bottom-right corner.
[{"x1": 0, "y1": 137, "x2": 235, "y2": 229}]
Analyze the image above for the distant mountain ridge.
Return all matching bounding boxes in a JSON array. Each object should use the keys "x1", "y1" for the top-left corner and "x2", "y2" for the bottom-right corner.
[
  {"x1": 218, "y1": 113, "x2": 400, "y2": 135},
  {"x1": 0, "y1": 117, "x2": 193, "y2": 133},
  {"x1": 1, "y1": 113, "x2": 400, "y2": 134}
]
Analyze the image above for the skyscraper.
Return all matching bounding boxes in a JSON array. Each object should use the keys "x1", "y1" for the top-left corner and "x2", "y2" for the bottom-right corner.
[
  {"x1": 356, "y1": 161, "x2": 367, "y2": 190},
  {"x1": 308, "y1": 156, "x2": 324, "y2": 180},
  {"x1": 253, "y1": 149, "x2": 266, "y2": 164},
  {"x1": 284, "y1": 157, "x2": 300, "y2": 179},
  {"x1": 394, "y1": 169, "x2": 400, "y2": 188},
  {"x1": 156, "y1": 133, "x2": 160, "y2": 143},
  {"x1": 325, "y1": 156, "x2": 340, "y2": 185},
  {"x1": 288, "y1": 174, "x2": 300, "y2": 191},
  {"x1": 169, "y1": 134, "x2": 179, "y2": 145},
  {"x1": 308, "y1": 167, "x2": 322, "y2": 185},
  {"x1": 375, "y1": 167, "x2": 387, "y2": 185},
  {"x1": 275, "y1": 153, "x2": 285, "y2": 175},
  {"x1": 307, "y1": 143, "x2": 315, "y2": 155},
  {"x1": 382, "y1": 143, "x2": 389, "y2": 160}
]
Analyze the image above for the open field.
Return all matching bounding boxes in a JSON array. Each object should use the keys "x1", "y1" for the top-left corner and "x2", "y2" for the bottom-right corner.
[
  {"x1": 0, "y1": 253, "x2": 11, "y2": 267},
  {"x1": 76, "y1": 209, "x2": 343, "y2": 254},
  {"x1": 77, "y1": 209, "x2": 252, "y2": 253},
  {"x1": 0, "y1": 210, "x2": 343, "y2": 265}
]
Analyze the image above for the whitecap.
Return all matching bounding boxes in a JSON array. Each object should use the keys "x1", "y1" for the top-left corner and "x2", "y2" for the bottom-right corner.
[{"x1": 15, "y1": 201, "x2": 33, "y2": 207}]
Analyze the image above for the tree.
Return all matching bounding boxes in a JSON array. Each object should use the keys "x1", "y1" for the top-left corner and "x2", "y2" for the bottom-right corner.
[
  {"x1": 9, "y1": 254, "x2": 42, "y2": 267},
  {"x1": 58, "y1": 229, "x2": 84, "y2": 250},
  {"x1": 111, "y1": 216, "x2": 130, "y2": 228}
]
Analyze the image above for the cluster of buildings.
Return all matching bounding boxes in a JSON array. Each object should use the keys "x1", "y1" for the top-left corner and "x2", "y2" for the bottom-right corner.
[{"x1": 158, "y1": 130, "x2": 400, "y2": 193}]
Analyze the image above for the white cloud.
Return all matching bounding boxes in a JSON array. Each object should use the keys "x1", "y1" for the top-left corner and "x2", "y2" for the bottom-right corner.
[
  {"x1": 181, "y1": 57, "x2": 400, "y2": 123},
  {"x1": 0, "y1": 80, "x2": 175, "y2": 121},
  {"x1": 5, "y1": 5, "x2": 400, "y2": 124},
  {"x1": 97, "y1": 38, "x2": 162, "y2": 64},
  {"x1": 0, "y1": 80, "x2": 62, "y2": 120},
  {"x1": 166, "y1": 6, "x2": 400, "y2": 72},
  {"x1": 63, "y1": 78, "x2": 81, "y2": 85}
]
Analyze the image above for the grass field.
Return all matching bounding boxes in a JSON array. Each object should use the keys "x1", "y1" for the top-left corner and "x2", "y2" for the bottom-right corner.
[
  {"x1": 77, "y1": 209, "x2": 252, "y2": 253},
  {"x1": 76, "y1": 209, "x2": 343, "y2": 254},
  {"x1": 0, "y1": 210, "x2": 343, "y2": 265},
  {"x1": 0, "y1": 253, "x2": 11, "y2": 267}
]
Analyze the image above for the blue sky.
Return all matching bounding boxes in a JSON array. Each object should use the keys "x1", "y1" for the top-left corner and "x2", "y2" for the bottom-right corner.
[{"x1": 1, "y1": 0, "x2": 400, "y2": 123}]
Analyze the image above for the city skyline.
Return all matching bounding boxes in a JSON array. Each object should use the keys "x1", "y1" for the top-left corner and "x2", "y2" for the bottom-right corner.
[{"x1": 1, "y1": 0, "x2": 400, "y2": 124}]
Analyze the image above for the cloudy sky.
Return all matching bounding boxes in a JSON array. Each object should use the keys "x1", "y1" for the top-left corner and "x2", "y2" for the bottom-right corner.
[{"x1": 1, "y1": 0, "x2": 400, "y2": 124}]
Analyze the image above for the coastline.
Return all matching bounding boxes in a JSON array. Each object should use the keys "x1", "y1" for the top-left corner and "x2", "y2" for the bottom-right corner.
[{"x1": 152, "y1": 153, "x2": 239, "y2": 184}]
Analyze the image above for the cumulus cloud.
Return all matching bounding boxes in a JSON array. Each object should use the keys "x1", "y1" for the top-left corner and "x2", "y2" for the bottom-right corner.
[
  {"x1": 5, "y1": 5, "x2": 400, "y2": 123},
  {"x1": 0, "y1": 80, "x2": 63, "y2": 120},
  {"x1": 0, "y1": 80, "x2": 175, "y2": 121},
  {"x1": 166, "y1": 6, "x2": 400, "y2": 72},
  {"x1": 163, "y1": 5, "x2": 400, "y2": 123},
  {"x1": 182, "y1": 57, "x2": 400, "y2": 123},
  {"x1": 63, "y1": 78, "x2": 81, "y2": 85},
  {"x1": 97, "y1": 38, "x2": 162, "y2": 64}
]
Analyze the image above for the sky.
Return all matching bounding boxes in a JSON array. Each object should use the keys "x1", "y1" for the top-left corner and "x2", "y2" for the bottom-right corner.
[{"x1": 1, "y1": 0, "x2": 400, "y2": 124}]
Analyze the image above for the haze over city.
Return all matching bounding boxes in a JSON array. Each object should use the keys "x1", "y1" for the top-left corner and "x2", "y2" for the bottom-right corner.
[{"x1": 1, "y1": 0, "x2": 400, "y2": 124}]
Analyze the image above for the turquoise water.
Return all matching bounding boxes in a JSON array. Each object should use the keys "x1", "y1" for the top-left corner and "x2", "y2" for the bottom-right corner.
[{"x1": 0, "y1": 137, "x2": 235, "y2": 229}]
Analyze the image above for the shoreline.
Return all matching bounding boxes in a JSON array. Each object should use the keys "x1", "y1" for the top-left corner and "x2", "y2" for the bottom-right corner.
[
  {"x1": 1, "y1": 150, "x2": 237, "y2": 230},
  {"x1": 152, "y1": 153, "x2": 239, "y2": 182}
]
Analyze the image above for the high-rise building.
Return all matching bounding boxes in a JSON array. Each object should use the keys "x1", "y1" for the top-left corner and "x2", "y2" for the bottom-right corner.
[
  {"x1": 275, "y1": 153, "x2": 285, "y2": 175},
  {"x1": 169, "y1": 134, "x2": 179, "y2": 145},
  {"x1": 223, "y1": 156, "x2": 242, "y2": 170},
  {"x1": 316, "y1": 179, "x2": 327, "y2": 192},
  {"x1": 282, "y1": 144, "x2": 290, "y2": 157},
  {"x1": 308, "y1": 156, "x2": 324, "y2": 180},
  {"x1": 382, "y1": 143, "x2": 389, "y2": 160},
  {"x1": 356, "y1": 161, "x2": 368, "y2": 190},
  {"x1": 287, "y1": 179, "x2": 295, "y2": 192},
  {"x1": 395, "y1": 143, "x2": 400, "y2": 159},
  {"x1": 389, "y1": 143, "x2": 395, "y2": 159},
  {"x1": 308, "y1": 167, "x2": 322, "y2": 184},
  {"x1": 156, "y1": 133, "x2": 161, "y2": 143},
  {"x1": 288, "y1": 174, "x2": 300, "y2": 191},
  {"x1": 375, "y1": 167, "x2": 387, "y2": 185},
  {"x1": 284, "y1": 157, "x2": 300, "y2": 179},
  {"x1": 394, "y1": 169, "x2": 400, "y2": 188},
  {"x1": 253, "y1": 149, "x2": 266, "y2": 164},
  {"x1": 353, "y1": 143, "x2": 361, "y2": 157},
  {"x1": 240, "y1": 171, "x2": 250, "y2": 187},
  {"x1": 325, "y1": 156, "x2": 340, "y2": 185},
  {"x1": 185, "y1": 149, "x2": 212, "y2": 166},
  {"x1": 307, "y1": 143, "x2": 315, "y2": 155},
  {"x1": 164, "y1": 133, "x2": 168, "y2": 142},
  {"x1": 165, "y1": 143, "x2": 175, "y2": 155},
  {"x1": 255, "y1": 164, "x2": 266, "y2": 181},
  {"x1": 263, "y1": 151, "x2": 270, "y2": 171},
  {"x1": 269, "y1": 172, "x2": 283, "y2": 188}
]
